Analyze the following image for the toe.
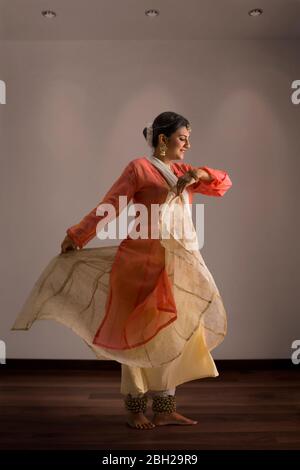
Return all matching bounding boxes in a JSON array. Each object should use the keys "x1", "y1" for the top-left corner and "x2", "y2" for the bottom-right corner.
[
  {"x1": 189, "y1": 418, "x2": 198, "y2": 424},
  {"x1": 186, "y1": 419, "x2": 198, "y2": 425}
]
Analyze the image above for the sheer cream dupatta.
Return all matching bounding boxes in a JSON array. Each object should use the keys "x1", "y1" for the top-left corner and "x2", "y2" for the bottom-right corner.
[{"x1": 146, "y1": 155, "x2": 227, "y2": 356}]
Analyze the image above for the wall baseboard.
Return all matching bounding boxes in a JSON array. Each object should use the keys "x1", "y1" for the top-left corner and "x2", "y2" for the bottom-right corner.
[{"x1": 3, "y1": 358, "x2": 296, "y2": 370}]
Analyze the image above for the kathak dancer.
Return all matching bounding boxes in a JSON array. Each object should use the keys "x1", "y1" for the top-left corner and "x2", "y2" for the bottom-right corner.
[{"x1": 12, "y1": 111, "x2": 232, "y2": 430}]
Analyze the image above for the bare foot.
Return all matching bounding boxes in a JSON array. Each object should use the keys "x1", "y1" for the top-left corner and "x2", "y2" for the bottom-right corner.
[
  {"x1": 126, "y1": 412, "x2": 156, "y2": 430},
  {"x1": 152, "y1": 411, "x2": 198, "y2": 426}
]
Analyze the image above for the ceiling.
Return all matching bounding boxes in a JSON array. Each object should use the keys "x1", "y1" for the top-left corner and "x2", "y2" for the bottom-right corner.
[{"x1": 0, "y1": 0, "x2": 300, "y2": 40}]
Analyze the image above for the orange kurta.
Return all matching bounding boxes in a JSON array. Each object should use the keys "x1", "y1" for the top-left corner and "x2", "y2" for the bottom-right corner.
[{"x1": 66, "y1": 157, "x2": 232, "y2": 353}]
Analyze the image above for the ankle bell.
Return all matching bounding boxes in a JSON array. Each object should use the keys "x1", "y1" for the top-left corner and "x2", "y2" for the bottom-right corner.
[
  {"x1": 124, "y1": 394, "x2": 148, "y2": 413},
  {"x1": 152, "y1": 394, "x2": 176, "y2": 414}
]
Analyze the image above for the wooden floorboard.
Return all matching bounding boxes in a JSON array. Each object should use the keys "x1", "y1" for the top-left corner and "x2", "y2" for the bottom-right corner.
[{"x1": 0, "y1": 366, "x2": 299, "y2": 450}]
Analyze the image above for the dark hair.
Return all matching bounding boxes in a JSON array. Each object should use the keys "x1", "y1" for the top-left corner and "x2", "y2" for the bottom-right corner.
[{"x1": 142, "y1": 111, "x2": 191, "y2": 148}]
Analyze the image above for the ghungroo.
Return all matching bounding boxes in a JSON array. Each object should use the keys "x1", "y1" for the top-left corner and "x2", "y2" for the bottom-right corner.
[
  {"x1": 152, "y1": 394, "x2": 176, "y2": 414},
  {"x1": 124, "y1": 394, "x2": 148, "y2": 413}
]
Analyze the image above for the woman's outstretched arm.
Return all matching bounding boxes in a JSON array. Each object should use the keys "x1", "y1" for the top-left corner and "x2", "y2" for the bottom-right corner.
[{"x1": 66, "y1": 161, "x2": 138, "y2": 249}]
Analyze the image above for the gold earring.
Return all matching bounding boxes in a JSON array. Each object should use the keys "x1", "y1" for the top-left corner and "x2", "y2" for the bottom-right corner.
[{"x1": 159, "y1": 143, "x2": 168, "y2": 157}]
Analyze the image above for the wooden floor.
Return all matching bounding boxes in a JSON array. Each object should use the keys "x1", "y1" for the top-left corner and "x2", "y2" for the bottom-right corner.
[{"x1": 0, "y1": 364, "x2": 299, "y2": 450}]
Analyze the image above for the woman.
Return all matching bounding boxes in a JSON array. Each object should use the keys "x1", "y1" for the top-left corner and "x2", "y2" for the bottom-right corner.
[{"x1": 12, "y1": 111, "x2": 232, "y2": 430}]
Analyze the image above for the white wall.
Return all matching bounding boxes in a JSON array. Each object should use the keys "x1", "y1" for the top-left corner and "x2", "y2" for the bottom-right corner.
[{"x1": 1, "y1": 40, "x2": 299, "y2": 359}]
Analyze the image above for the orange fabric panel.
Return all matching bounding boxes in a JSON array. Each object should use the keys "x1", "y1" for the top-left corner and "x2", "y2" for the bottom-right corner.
[{"x1": 92, "y1": 239, "x2": 177, "y2": 349}]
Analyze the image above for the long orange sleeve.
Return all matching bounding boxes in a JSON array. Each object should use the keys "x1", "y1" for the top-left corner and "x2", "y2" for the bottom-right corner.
[
  {"x1": 187, "y1": 164, "x2": 232, "y2": 197},
  {"x1": 67, "y1": 161, "x2": 138, "y2": 249}
]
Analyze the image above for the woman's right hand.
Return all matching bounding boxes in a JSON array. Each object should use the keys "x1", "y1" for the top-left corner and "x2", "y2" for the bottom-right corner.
[
  {"x1": 60, "y1": 234, "x2": 78, "y2": 254},
  {"x1": 170, "y1": 172, "x2": 195, "y2": 196}
]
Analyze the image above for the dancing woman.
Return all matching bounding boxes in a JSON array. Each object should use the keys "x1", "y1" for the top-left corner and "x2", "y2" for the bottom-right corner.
[{"x1": 12, "y1": 111, "x2": 232, "y2": 430}]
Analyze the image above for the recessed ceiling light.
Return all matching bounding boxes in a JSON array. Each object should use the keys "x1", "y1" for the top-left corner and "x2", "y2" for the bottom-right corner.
[
  {"x1": 145, "y1": 9, "x2": 160, "y2": 17},
  {"x1": 248, "y1": 8, "x2": 263, "y2": 17},
  {"x1": 41, "y1": 10, "x2": 57, "y2": 19}
]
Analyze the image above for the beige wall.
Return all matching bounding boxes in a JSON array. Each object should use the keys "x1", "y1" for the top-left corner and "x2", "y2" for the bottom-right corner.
[{"x1": 1, "y1": 40, "x2": 299, "y2": 359}]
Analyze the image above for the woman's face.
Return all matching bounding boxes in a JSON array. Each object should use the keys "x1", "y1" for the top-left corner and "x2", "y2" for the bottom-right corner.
[{"x1": 164, "y1": 126, "x2": 191, "y2": 161}]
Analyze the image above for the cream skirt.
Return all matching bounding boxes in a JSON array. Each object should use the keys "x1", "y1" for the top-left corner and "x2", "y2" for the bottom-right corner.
[{"x1": 11, "y1": 191, "x2": 227, "y2": 394}]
